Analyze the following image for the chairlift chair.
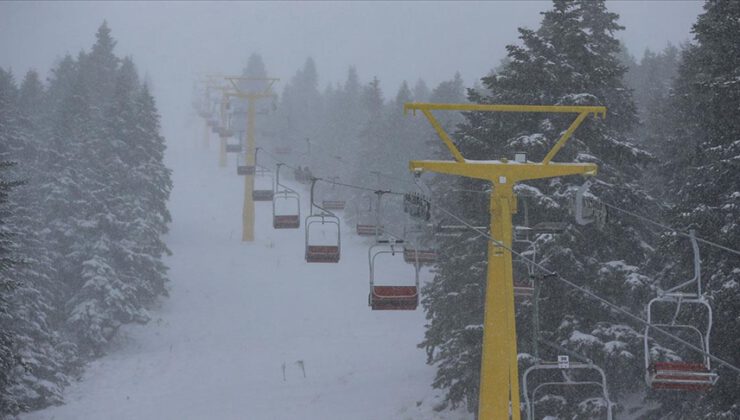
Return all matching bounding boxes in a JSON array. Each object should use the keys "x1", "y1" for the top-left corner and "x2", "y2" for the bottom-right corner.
[
  {"x1": 272, "y1": 163, "x2": 300, "y2": 229},
  {"x1": 305, "y1": 179, "x2": 341, "y2": 263},
  {"x1": 522, "y1": 361, "x2": 614, "y2": 420},
  {"x1": 643, "y1": 230, "x2": 718, "y2": 391},
  {"x1": 250, "y1": 148, "x2": 274, "y2": 200},
  {"x1": 403, "y1": 192, "x2": 431, "y2": 221},
  {"x1": 217, "y1": 126, "x2": 234, "y2": 138},
  {"x1": 225, "y1": 141, "x2": 242, "y2": 154},
  {"x1": 321, "y1": 177, "x2": 346, "y2": 210},
  {"x1": 236, "y1": 154, "x2": 255, "y2": 176},
  {"x1": 252, "y1": 165, "x2": 274, "y2": 201},
  {"x1": 575, "y1": 180, "x2": 607, "y2": 227},
  {"x1": 369, "y1": 240, "x2": 420, "y2": 310},
  {"x1": 356, "y1": 194, "x2": 383, "y2": 236},
  {"x1": 273, "y1": 190, "x2": 300, "y2": 228},
  {"x1": 401, "y1": 222, "x2": 437, "y2": 265}
]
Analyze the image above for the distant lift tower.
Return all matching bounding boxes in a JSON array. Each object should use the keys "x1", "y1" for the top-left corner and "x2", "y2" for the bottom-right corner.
[
  {"x1": 405, "y1": 103, "x2": 606, "y2": 420},
  {"x1": 224, "y1": 76, "x2": 279, "y2": 242}
]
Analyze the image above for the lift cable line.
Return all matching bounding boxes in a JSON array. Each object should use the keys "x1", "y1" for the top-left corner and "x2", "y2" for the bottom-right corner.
[
  {"x1": 254, "y1": 126, "x2": 740, "y2": 378},
  {"x1": 320, "y1": 100, "x2": 740, "y2": 258},
  {"x1": 426, "y1": 195, "x2": 740, "y2": 376},
  {"x1": 587, "y1": 188, "x2": 740, "y2": 257},
  {"x1": 301, "y1": 138, "x2": 419, "y2": 187}
]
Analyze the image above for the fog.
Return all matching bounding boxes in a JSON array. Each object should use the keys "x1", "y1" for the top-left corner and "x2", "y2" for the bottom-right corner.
[
  {"x1": 1, "y1": 1, "x2": 702, "y2": 134},
  {"x1": 6, "y1": 2, "x2": 733, "y2": 419}
]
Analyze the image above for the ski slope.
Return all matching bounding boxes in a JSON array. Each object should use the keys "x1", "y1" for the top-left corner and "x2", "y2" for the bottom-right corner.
[{"x1": 22, "y1": 122, "x2": 471, "y2": 420}]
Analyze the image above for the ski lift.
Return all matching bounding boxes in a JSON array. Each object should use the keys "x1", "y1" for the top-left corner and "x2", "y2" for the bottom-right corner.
[
  {"x1": 217, "y1": 127, "x2": 234, "y2": 138},
  {"x1": 251, "y1": 148, "x2": 274, "y2": 200},
  {"x1": 644, "y1": 230, "x2": 718, "y2": 391},
  {"x1": 305, "y1": 178, "x2": 341, "y2": 263},
  {"x1": 321, "y1": 177, "x2": 346, "y2": 210},
  {"x1": 236, "y1": 153, "x2": 255, "y2": 176},
  {"x1": 225, "y1": 140, "x2": 242, "y2": 154},
  {"x1": 522, "y1": 360, "x2": 614, "y2": 420},
  {"x1": 512, "y1": 259, "x2": 535, "y2": 298},
  {"x1": 403, "y1": 192, "x2": 431, "y2": 221},
  {"x1": 252, "y1": 165, "x2": 274, "y2": 201},
  {"x1": 401, "y1": 222, "x2": 438, "y2": 265},
  {"x1": 272, "y1": 163, "x2": 300, "y2": 229},
  {"x1": 574, "y1": 180, "x2": 607, "y2": 227},
  {"x1": 368, "y1": 239, "x2": 420, "y2": 310},
  {"x1": 355, "y1": 194, "x2": 383, "y2": 237}
]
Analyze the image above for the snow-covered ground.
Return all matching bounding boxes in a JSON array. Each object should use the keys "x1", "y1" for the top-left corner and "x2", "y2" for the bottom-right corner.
[{"x1": 22, "y1": 121, "x2": 471, "y2": 420}]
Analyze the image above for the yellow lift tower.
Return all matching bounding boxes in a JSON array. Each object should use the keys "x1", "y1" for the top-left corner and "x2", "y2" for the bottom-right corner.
[
  {"x1": 224, "y1": 76, "x2": 279, "y2": 242},
  {"x1": 405, "y1": 103, "x2": 606, "y2": 420}
]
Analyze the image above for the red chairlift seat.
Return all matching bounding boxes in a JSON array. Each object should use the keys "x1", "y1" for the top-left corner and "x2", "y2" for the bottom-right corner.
[
  {"x1": 273, "y1": 215, "x2": 300, "y2": 229},
  {"x1": 370, "y1": 286, "x2": 418, "y2": 310},
  {"x1": 237, "y1": 164, "x2": 255, "y2": 176},
  {"x1": 322, "y1": 200, "x2": 346, "y2": 211},
  {"x1": 648, "y1": 362, "x2": 717, "y2": 391},
  {"x1": 403, "y1": 248, "x2": 437, "y2": 264},
  {"x1": 253, "y1": 190, "x2": 274, "y2": 201},
  {"x1": 357, "y1": 224, "x2": 382, "y2": 236},
  {"x1": 306, "y1": 245, "x2": 340, "y2": 263},
  {"x1": 225, "y1": 143, "x2": 242, "y2": 153}
]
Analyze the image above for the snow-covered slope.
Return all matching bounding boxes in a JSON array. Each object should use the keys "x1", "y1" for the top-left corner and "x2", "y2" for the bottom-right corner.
[{"x1": 22, "y1": 123, "x2": 471, "y2": 420}]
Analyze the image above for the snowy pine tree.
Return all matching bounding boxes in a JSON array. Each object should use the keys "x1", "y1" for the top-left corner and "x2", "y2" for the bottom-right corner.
[
  {"x1": 0, "y1": 67, "x2": 24, "y2": 417},
  {"x1": 647, "y1": 1, "x2": 740, "y2": 417}
]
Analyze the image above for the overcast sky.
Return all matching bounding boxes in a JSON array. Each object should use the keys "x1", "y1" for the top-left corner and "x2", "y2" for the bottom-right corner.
[{"x1": 0, "y1": 1, "x2": 704, "y2": 130}]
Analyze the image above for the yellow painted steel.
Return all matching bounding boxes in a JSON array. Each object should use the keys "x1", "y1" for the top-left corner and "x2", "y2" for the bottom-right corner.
[
  {"x1": 223, "y1": 76, "x2": 279, "y2": 242},
  {"x1": 406, "y1": 102, "x2": 604, "y2": 420}
]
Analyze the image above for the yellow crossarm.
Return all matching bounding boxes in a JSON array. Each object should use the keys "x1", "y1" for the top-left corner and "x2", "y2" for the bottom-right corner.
[{"x1": 405, "y1": 102, "x2": 605, "y2": 165}]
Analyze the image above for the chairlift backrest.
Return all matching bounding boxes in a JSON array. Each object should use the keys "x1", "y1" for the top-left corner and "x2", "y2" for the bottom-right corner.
[{"x1": 522, "y1": 362, "x2": 613, "y2": 420}]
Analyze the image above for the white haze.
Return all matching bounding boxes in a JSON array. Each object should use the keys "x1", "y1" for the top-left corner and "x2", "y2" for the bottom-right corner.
[{"x1": 1, "y1": 1, "x2": 702, "y2": 139}]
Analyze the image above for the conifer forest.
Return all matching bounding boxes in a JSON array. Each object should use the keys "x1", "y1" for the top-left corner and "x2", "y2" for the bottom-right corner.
[{"x1": 0, "y1": 1, "x2": 738, "y2": 419}]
